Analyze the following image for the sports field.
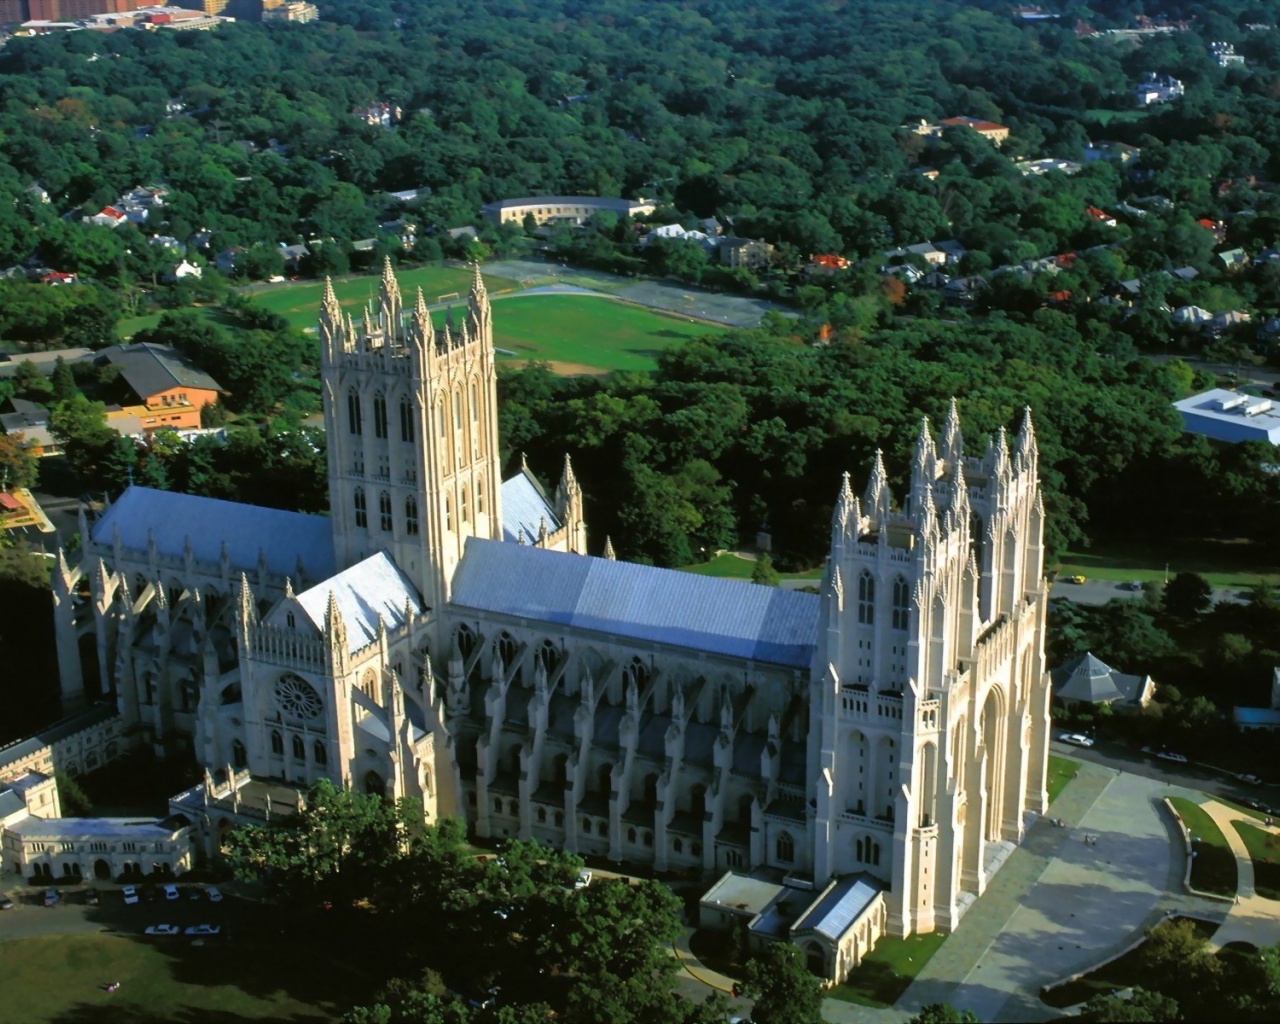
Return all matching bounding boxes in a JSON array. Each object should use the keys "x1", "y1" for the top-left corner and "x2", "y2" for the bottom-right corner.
[
  {"x1": 0, "y1": 933, "x2": 354, "y2": 1023},
  {"x1": 481, "y1": 293, "x2": 723, "y2": 374}
]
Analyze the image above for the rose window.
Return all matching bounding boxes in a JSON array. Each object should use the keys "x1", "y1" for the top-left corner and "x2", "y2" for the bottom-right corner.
[{"x1": 274, "y1": 675, "x2": 322, "y2": 720}]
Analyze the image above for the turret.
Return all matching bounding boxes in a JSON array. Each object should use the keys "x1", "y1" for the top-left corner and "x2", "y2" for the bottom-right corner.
[
  {"x1": 941, "y1": 396, "x2": 963, "y2": 466},
  {"x1": 378, "y1": 257, "x2": 402, "y2": 337},
  {"x1": 865, "y1": 449, "x2": 892, "y2": 523},
  {"x1": 602, "y1": 536, "x2": 617, "y2": 560}
]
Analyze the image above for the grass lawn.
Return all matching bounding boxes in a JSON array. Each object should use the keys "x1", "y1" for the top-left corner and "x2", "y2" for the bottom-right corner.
[
  {"x1": 0, "y1": 933, "x2": 360, "y2": 1023},
  {"x1": 1055, "y1": 537, "x2": 1280, "y2": 588},
  {"x1": 482, "y1": 293, "x2": 725, "y2": 374},
  {"x1": 1047, "y1": 754, "x2": 1079, "y2": 805},
  {"x1": 827, "y1": 931, "x2": 947, "y2": 1008},
  {"x1": 679, "y1": 551, "x2": 823, "y2": 582},
  {"x1": 1233, "y1": 821, "x2": 1280, "y2": 900},
  {"x1": 1040, "y1": 916, "x2": 1217, "y2": 1008},
  {"x1": 116, "y1": 304, "x2": 241, "y2": 339},
  {"x1": 243, "y1": 264, "x2": 519, "y2": 331},
  {"x1": 1169, "y1": 797, "x2": 1237, "y2": 897}
]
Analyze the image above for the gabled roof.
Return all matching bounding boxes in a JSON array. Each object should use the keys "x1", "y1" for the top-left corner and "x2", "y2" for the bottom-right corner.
[
  {"x1": 793, "y1": 874, "x2": 883, "y2": 941},
  {"x1": 502, "y1": 470, "x2": 560, "y2": 543},
  {"x1": 450, "y1": 538, "x2": 820, "y2": 669},
  {"x1": 294, "y1": 552, "x2": 420, "y2": 655},
  {"x1": 90, "y1": 486, "x2": 334, "y2": 581},
  {"x1": 102, "y1": 343, "x2": 223, "y2": 400}
]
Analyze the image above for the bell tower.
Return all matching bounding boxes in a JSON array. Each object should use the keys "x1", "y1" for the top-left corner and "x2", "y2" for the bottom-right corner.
[{"x1": 321, "y1": 260, "x2": 503, "y2": 612}]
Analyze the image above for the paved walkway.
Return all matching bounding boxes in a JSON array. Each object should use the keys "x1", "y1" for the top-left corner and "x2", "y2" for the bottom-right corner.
[{"x1": 1200, "y1": 800, "x2": 1280, "y2": 952}]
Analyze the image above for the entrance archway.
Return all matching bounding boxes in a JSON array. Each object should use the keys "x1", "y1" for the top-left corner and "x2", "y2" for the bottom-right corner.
[
  {"x1": 981, "y1": 687, "x2": 1006, "y2": 842},
  {"x1": 94, "y1": 859, "x2": 111, "y2": 880},
  {"x1": 805, "y1": 942, "x2": 826, "y2": 977},
  {"x1": 364, "y1": 771, "x2": 385, "y2": 796}
]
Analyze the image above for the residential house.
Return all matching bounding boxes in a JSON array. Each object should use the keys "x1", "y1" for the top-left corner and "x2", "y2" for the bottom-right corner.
[
  {"x1": 149, "y1": 236, "x2": 184, "y2": 254},
  {"x1": 40, "y1": 271, "x2": 77, "y2": 286},
  {"x1": 1169, "y1": 266, "x2": 1200, "y2": 283},
  {"x1": 1172, "y1": 305, "x2": 1213, "y2": 325},
  {"x1": 718, "y1": 237, "x2": 775, "y2": 271},
  {"x1": 883, "y1": 241, "x2": 949, "y2": 266},
  {"x1": 99, "y1": 343, "x2": 224, "y2": 432},
  {"x1": 1134, "y1": 74, "x2": 1184, "y2": 106},
  {"x1": 1197, "y1": 218, "x2": 1227, "y2": 242},
  {"x1": 1083, "y1": 140, "x2": 1141, "y2": 164},
  {"x1": 1114, "y1": 202, "x2": 1148, "y2": 219},
  {"x1": 278, "y1": 243, "x2": 310, "y2": 271},
  {"x1": 808, "y1": 254, "x2": 851, "y2": 275},
  {"x1": 351, "y1": 238, "x2": 379, "y2": 254},
  {"x1": 1016, "y1": 158, "x2": 1082, "y2": 176},
  {"x1": 1217, "y1": 248, "x2": 1250, "y2": 272},
  {"x1": 1209, "y1": 309, "x2": 1252, "y2": 335},
  {"x1": 85, "y1": 206, "x2": 127, "y2": 228},
  {"x1": 1211, "y1": 41, "x2": 1245, "y2": 66},
  {"x1": 1085, "y1": 207, "x2": 1117, "y2": 227},
  {"x1": 379, "y1": 218, "x2": 417, "y2": 251},
  {"x1": 447, "y1": 225, "x2": 478, "y2": 242},
  {"x1": 387, "y1": 188, "x2": 430, "y2": 204},
  {"x1": 0, "y1": 398, "x2": 61, "y2": 457},
  {"x1": 944, "y1": 275, "x2": 987, "y2": 305},
  {"x1": 919, "y1": 270, "x2": 952, "y2": 290},
  {"x1": 939, "y1": 116, "x2": 1010, "y2": 146},
  {"x1": 215, "y1": 248, "x2": 244, "y2": 274},
  {"x1": 884, "y1": 263, "x2": 925, "y2": 284},
  {"x1": 24, "y1": 183, "x2": 50, "y2": 204},
  {"x1": 166, "y1": 260, "x2": 202, "y2": 281}
]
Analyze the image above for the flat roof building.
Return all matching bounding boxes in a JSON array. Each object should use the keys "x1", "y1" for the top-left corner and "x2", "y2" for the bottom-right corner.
[
  {"x1": 1173, "y1": 388, "x2": 1280, "y2": 444},
  {"x1": 480, "y1": 196, "x2": 656, "y2": 226}
]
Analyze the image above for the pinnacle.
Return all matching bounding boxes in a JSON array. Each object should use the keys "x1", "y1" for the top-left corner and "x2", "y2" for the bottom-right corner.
[{"x1": 602, "y1": 536, "x2": 617, "y2": 560}]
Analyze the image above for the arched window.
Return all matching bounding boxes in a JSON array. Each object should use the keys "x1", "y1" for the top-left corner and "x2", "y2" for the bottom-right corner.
[
  {"x1": 470, "y1": 381, "x2": 479, "y2": 421},
  {"x1": 494, "y1": 797, "x2": 503, "y2": 812},
  {"x1": 347, "y1": 391, "x2": 362, "y2": 435},
  {"x1": 373, "y1": 393, "x2": 388, "y2": 439},
  {"x1": 537, "y1": 807, "x2": 546, "y2": 823},
  {"x1": 497, "y1": 632, "x2": 518, "y2": 669},
  {"x1": 400, "y1": 400, "x2": 415, "y2": 443},
  {"x1": 379, "y1": 491, "x2": 393, "y2": 532},
  {"x1": 232, "y1": 740, "x2": 247, "y2": 769},
  {"x1": 314, "y1": 741, "x2": 327, "y2": 766},
  {"x1": 477, "y1": 477, "x2": 486, "y2": 514},
  {"x1": 892, "y1": 576, "x2": 910, "y2": 630},
  {"x1": 456, "y1": 624, "x2": 477, "y2": 660},
  {"x1": 643, "y1": 830, "x2": 654, "y2": 848},
  {"x1": 460, "y1": 487, "x2": 469, "y2": 523},
  {"x1": 405, "y1": 496, "x2": 419, "y2": 536},
  {"x1": 437, "y1": 402, "x2": 446, "y2": 437},
  {"x1": 292, "y1": 734, "x2": 305, "y2": 761},
  {"x1": 858, "y1": 571, "x2": 875, "y2": 625},
  {"x1": 445, "y1": 495, "x2": 453, "y2": 531},
  {"x1": 582, "y1": 817, "x2": 591, "y2": 833},
  {"x1": 554, "y1": 811, "x2": 564, "y2": 827},
  {"x1": 776, "y1": 830, "x2": 795, "y2": 863},
  {"x1": 625, "y1": 656, "x2": 649, "y2": 689},
  {"x1": 673, "y1": 838, "x2": 684, "y2": 855},
  {"x1": 353, "y1": 487, "x2": 367, "y2": 528},
  {"x1": 537, "y1": 639, "x2": 558, "y2": 674},
  {"x1": 453, "y1": 390, "x2": 462, "y2": 429},
  {"x1": 627, "y1": 827, "x2": 637, "y2": 844},
  {"x1": 270, "y1": 730, "x2": 283, "y2": 756}
]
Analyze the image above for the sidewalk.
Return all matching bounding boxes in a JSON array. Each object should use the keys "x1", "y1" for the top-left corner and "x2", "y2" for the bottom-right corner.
[
  {"x1": 672, "y1": 928, "x2": 737, "y2": 993},
  {"x1": 1200, "y1": 800, "x2": 1280, "y2": 952}
]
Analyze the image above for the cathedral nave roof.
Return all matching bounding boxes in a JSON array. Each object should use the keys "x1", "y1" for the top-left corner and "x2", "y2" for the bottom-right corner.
[
  {"x1": 92, "y1": 486, "x2": 335, "y2": 581},
  {"x1": 294, "y1": 551, "x2": 421, "y2": 654},
  {"x1": 501, "y1": 470, "x2": 561, "y2": 544},
  {"x1": 450, "y1": 539, "x2": 819, "y2": 669}
]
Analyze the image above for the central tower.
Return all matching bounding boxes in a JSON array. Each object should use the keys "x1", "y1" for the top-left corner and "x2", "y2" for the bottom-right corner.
[{"x1": 321, "y1": 261, "x2": 504, "y2": 612}]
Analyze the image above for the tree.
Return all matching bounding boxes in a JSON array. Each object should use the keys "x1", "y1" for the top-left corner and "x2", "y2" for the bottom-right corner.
[
  {"x1": 741, "y1": 943, "x2": 824, "y2": 1024},
  {"x1": 907, "y1": 1005, "x2": 980, "y2": 1024},
  {"x1": 54, "y1": 770, "x2": 91, "y2": 815},
  {"x1": 1081, "y1": 987, "x2": 1180, "y2": 1022},
  {"x1": 48, "y1": 393, "x2": 117, "y2": 486},
  {"x1": 751, "y1": 552, "x2": 780, "y2": 586},
  {"x1": 0, "y1": 433, "x2": 39, "y2": 491},
  {"x1": 1164, "y1": 572, "x2": 1213, "y2": 619},
  {"x1": 50, "y1": 356, "x2": 77, "y2": 402}
]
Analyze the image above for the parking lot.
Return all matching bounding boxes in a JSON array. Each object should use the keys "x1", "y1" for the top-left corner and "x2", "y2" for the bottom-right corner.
[{"x1": 0, "y1": 881, "x2": 236, "y2": 943}]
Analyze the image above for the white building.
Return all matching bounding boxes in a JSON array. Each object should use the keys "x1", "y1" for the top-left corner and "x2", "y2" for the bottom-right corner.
[{"x1": 52, "y1": 261, "x2": 1051, "y2": 978}]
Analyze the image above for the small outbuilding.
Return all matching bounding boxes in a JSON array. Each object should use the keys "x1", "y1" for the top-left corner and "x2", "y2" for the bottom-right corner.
[{"x1": 1050, "y1": 651, "x2": 1154, "y2": 709}]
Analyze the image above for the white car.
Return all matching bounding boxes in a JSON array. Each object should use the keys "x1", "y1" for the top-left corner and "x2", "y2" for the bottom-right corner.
[
  {"x1": 145, "y1": 924, "x2": 180, "y2": 936},
  {"x1": 163, "y1": 883, "x2": 179, "y2": 901},
  {"x1": 122, "y1": 885, "x2": 139, "y2": 905},
  {"x1": 1058, "y1": 733, "x2": 1094, "y2": 748},
  {"x1": 1158, "y1": 751, "x2": 1189, "y2": 764},
  {"x1": 574, "y1": 870, "x2": 592, "y2": 890},
  {"x1": 185, "y1": 924, "x2": 221, "y2": 936},
  {"x1": 206, "y1": 886, "x2": 223, "y2": 903}
]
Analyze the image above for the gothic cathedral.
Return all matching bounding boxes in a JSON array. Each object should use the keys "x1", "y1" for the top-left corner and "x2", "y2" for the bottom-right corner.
[{"x1": 51, "y1": 261, "x2": 1051, "y2": 978}]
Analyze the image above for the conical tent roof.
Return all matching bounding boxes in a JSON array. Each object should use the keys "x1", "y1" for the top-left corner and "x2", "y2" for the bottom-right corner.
[{"x1": 1051, "y1": 651, "x2": 1124, "y2": 704}]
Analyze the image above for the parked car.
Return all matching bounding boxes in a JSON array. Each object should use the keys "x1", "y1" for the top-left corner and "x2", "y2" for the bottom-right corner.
[
  {"x1": 85, "y1": 889, "x2": 100, "y2": 906},
  {"x1": 206, "y1": 887, "x2": 223, "y2": 903},
  {"x1": 1063, "y1": 574, "x2": 1087, "y2": 584},
  {"x1": 184, "y1": 924, "x2": 221, "y2": 936},
  {"x1": 1057, "y1": 732, "x2": 1094, "y2": 748},
  {"x1": 145, "y1": 924, "x2": 180, "y2": 936},
  {"x1": 122, "y1": 885, "x2": 139, "y2": 905},
  {"x1": 0, "y1": 897, "x2": 14, "y2": 911},
  {"x1": 43, "y1": 888, "x2": 58, "y2": 907},
  {"x1": 574, "y1": 870, "x2": 592, "y2": 890},
  {"x1": 1157, "y1": 751, "x2": 1189, "y2": 764},
  {"x1": 163, "y1": 883, "x2": 180, "y2": 901},
  {"x1": 1240, "y1": 774, "x2": 1263, "y2": 785},
  {"x1": 1120, "y1": 580, "x2": 1144, "y2": 591}
]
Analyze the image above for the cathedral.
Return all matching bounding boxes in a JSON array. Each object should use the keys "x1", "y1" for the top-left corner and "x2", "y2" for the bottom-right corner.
[{"x1": 51, "y1": 262, "x2": 1051, "y2": 979}]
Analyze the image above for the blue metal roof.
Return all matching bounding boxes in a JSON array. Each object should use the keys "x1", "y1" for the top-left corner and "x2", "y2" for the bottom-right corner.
[
  {"x1": 794, "y1": 875, "x2": 882, "y2": 941},
  {"x1": 501, "y1": 471, "x2": 560, "y2": 543},
  {"x1": 450, "y1": 539, "x2": 819, "y2": 669},
  {"x1": 92, "y1": 486, "x2": 335, "y2": 582},
  {"x1": 1233, "y1": 706, "x2": 1280, "y2": 726},
  {"x1": 294, "y1": 552, "x2": 420, "y2": 655}
]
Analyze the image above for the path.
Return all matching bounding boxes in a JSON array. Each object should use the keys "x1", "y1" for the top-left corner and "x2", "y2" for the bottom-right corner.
[{"x1": 1200, "y1": 800, "x2": 1280, "y2": 952}]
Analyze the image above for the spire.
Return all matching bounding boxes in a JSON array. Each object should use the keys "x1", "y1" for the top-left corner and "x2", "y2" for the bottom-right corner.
[
  {"x1": 1014, "y1": 406, "x2": 1037, "y2": 471},
  {"x1": 468, "y1": 262, "x2": 491, "y2": 342},
  {"x1": 325, "y1": 589, "x2": 347, "y2": 654},
  {"x1": 537, "y1": 516, "x2": 549, "y2": 545},
  {"x1": 864, "y1": 449, "x2": 891, "y2": 521},
  {"x1": 378, "y1": 256, "x2": 402, "y2": 334},
  {"x1": 411, "y1": 286, "x2": 434, "y2": 352},
  {"x1": 832, "y1": 471, "x2": 855, "y2": 530},
  {"x1": 941, "y1": 396, "x2": 963, "y2": 465},
  {"x1": 828, "y1": 564, "x2": 844, "y2": 602},
  {"x1": 994, "y1": 425, "x2": 1011, "y2": 479},
  {"x1": 284, "y1": 577, "x2": 294, "y2": 600},
  {"x1": 918, "y1": 478, "x2": 937, "y2": 540},
  {"x1": 950, "y1": 457, "x2": 969, "y2": 521},
  {"x1": 910, "y1": 416, "x2": 936, "y2": 506},
  {"x1": 602, "y1": 536, "x2": 617, "y2": 560}
]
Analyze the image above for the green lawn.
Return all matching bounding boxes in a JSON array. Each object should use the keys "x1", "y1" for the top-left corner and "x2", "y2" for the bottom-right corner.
[
  {"x1": 244, "y1": 264, "x2": 519, "y2": 330},
  {"x1": 1056, "y1": 538, "x2": 1280, "y2": 588},
  {"x1": 1233, "y1": 821, "x2": 1280, "y2": 900},
  {"x1": 827, "y1": 931, "x2": 947, "y2": 1008},
  {"x1": 1169, "y1": 797, "x2": 1237, "y2": 897},
  {"x1": 679, "y1": 551, "x2": 823, "y2": 581},
  {"x1": 1047, "y1": 754, "x2": 1079, "y2": 805},
  {"x1": 482, "y1": 293, "x2": 725, "y2": 374},
  {"x1": 0, "y1": 933, "x2": 359, "y2": 1023},
  {"x1": 1040, "y1": 916, "x2": 1217, "y2": 1008}
]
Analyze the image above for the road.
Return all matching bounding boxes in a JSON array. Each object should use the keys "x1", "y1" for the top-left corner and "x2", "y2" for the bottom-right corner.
[
  {"x1": 1049, "y1": 737, "x2": 1273, "y2": 807},
  {"x1": 1048, "y1": 577, "x2": 1246, "y2": 607}
]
